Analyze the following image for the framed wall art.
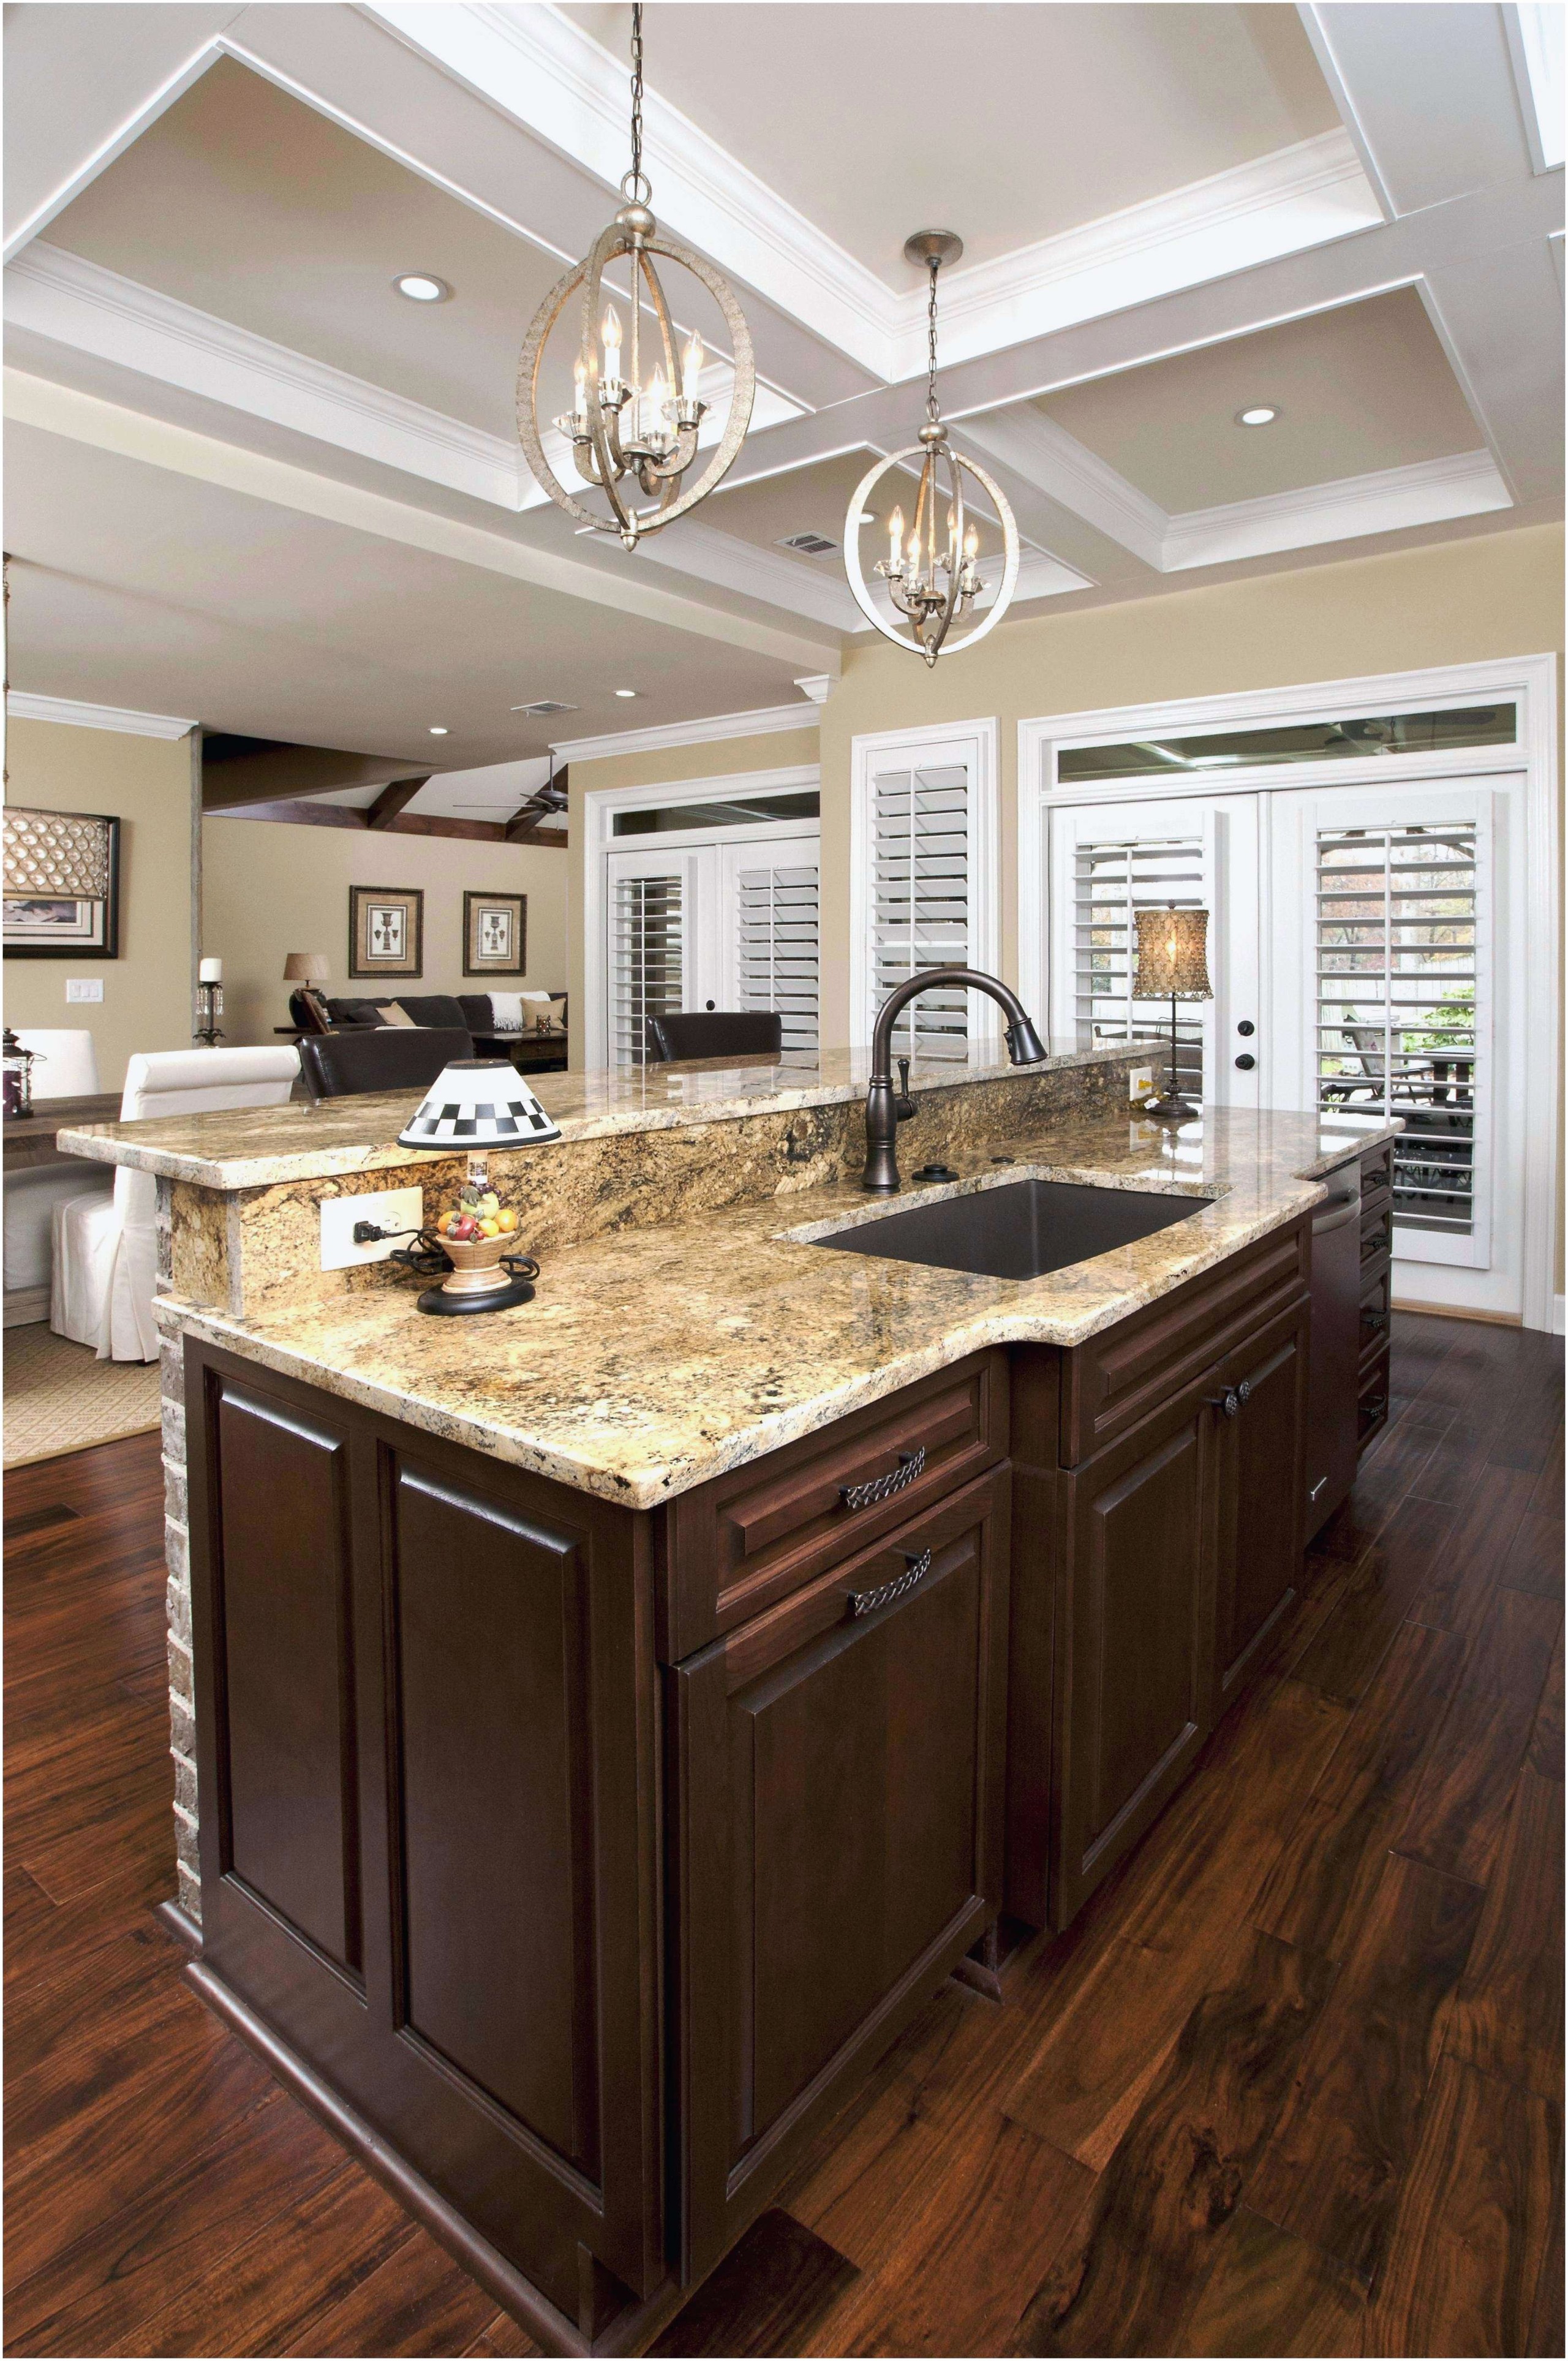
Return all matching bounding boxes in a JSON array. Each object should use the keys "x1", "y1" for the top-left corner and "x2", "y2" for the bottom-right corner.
[
  {"x1": 349, "y1": 884, "x2": 423, "y2": 980},
  {"x1": 463, "y1": 890, "x2": 527, "y2": 977},
  {"x1": 2, "y1": 807, "x2": 121, "y2": 958}
]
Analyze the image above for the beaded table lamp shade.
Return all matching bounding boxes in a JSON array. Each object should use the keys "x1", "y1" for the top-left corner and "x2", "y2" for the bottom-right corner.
[
  {"x1": 1133, "y1": 904, "x2": 1212, "y2": 1122},
  {"x1": 1133, "y1": 905, "x2": 1212, "y2": 1002}
]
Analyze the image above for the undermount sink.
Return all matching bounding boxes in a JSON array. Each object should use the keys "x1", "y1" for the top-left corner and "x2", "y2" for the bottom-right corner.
[{"x1": 814, "y1": 1177, "x2": 1214, "y2": 1282}]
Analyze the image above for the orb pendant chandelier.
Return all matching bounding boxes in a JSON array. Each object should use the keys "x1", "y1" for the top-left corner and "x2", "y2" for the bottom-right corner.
[
  {"x1": 515, "y1": 3, "x2": 755, "y2": 550},
  {"x1": 843, "y1": 232, "x2": 1020, "y2": 665}
]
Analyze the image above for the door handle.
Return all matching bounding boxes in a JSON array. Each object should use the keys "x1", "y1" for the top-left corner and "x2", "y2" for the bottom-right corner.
[{"x1": 1234, "y1": 1053, "x2": 1256, "y2": 1071}]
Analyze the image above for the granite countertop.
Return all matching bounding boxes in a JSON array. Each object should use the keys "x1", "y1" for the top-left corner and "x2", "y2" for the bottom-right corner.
[
  {"x1": 156, "y1": 1103, "x2": 1398, "y2": 1510},
  {"x1": 56, "y1": 1040, "x2": 1152, "y2": 1188}
]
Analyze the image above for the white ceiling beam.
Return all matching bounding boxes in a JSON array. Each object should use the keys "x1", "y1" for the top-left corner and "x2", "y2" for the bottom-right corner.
[
  {"x1": 3, "y1": 368, "x2": 842, "y2": 674},
  {"x1": 954, "y1": 409, "x2": 1168, "y2": 569},
  {"x1": 1504, "y1": 4, "x2": 1567, "y2": 172},
  {"x1": 1301, "y1": 4, "x2": 1538, "y2": 218}
]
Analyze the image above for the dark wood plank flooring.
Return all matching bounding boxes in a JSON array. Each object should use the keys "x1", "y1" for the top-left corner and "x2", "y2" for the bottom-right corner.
[{"x1": 4, "y1": 1315, "x2": 1561, "y2": 2357}]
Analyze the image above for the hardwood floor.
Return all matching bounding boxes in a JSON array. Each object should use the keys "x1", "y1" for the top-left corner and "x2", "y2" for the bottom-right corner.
[{"x1": 4, "y1": 1315, "x2": 1561, "y2": 2358}]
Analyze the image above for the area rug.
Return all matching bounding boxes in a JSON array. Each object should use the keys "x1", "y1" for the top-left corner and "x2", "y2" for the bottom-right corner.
[{"x1": 2, "y1": 1324, "x2": 161, "y2": 1469}]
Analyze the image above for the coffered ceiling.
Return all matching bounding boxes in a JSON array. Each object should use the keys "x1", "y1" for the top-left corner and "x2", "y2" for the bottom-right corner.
[{"x1": 3, "y1": 1, "x2": 1561, "y2": 774}]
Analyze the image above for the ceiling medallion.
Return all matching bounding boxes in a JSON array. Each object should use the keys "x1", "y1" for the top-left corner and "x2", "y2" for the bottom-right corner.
[
  {"x1": 515, "y1": 3, "x2": 755, "y2": 550},
  {"x1": 843, "y1": 232, "x2": 1020, "y2": 666}
]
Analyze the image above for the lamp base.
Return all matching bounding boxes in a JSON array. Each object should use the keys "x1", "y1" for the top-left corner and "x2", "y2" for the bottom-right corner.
[
  {"x1": 1142, "y1": 1092, "x2": 1200, "y2": 1124},
  {"x1": 416, "y1": 1276, "x2": 537, "y2": 1316}
]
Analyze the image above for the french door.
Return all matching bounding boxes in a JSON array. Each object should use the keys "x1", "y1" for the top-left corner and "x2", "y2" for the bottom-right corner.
[
  {"x1": 1045, "y1": 773, "x2": 1524, "y2": 1318},
  {"x1": 605, "y1": 831, "x2": 820, "y2": 1067},
  {"x1": 1046, "y1": 795, "x2": 1262, "y2": 1109}
]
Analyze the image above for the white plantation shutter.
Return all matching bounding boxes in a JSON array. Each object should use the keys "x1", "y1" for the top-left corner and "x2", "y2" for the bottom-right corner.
[
  {"x1": 609, "y1": 868, "x2": 685, "y2": 1066},
  {"x1": 736, "y1": 858, "x2": 819, "y2": 1060},
  {"x1": 1071, "y1": 835, "x2": 1207, "y2": 1096},
  {"x1": 1315, "y1": 820, "x2": 1482, "y2": 1239},
  {"x1": 870, "y1": 761, "x2": 972, "y2": 1060}
]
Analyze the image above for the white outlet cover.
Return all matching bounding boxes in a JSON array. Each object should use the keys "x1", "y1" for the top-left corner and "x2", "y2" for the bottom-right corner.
[
  {"x1": 320, "y1": 1185, "x2": 424, "y2": 1271},
  {"x1": 1128, "y1": 1064, "x2": 1155, "y2": 1102},
  {"x1": 65, "y1": 978, "x2": 104, "y2": 1002}
]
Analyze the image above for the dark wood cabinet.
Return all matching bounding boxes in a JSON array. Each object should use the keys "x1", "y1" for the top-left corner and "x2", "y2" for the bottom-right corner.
[
  {"x1": 1211, "y1": 1302, "x2": 1311, "y2": 1712},
  {"x1": 669, "y1": 1468, "x2": 1009, "y2": 2281}
]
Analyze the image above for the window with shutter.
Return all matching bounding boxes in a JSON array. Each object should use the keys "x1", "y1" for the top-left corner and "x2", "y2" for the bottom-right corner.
[
  {"x1": 1071, "y1": 835, "x2": 1207, "y2": 1095},
  {"x1": 736, "y1": 858, "x2": 819, "y2": 1061},
  {"x1": 869, "y1": 762, "x2": 972, "y2": 1059},
  {"x1": 609, "y1": 869, "x2": 684, "y2": 1067},
  {"x1": 1316, "y1": 821, "x2": 1481, "y2": 1237}
]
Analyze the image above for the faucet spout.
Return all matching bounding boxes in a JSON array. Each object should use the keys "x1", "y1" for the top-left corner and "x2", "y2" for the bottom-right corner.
[{"x1": 861, "y1": 966, "x2": 1048, "y2": 1192}]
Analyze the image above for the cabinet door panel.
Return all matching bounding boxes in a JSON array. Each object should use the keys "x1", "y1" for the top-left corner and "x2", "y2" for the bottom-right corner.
[
  {"x1": 1055, "y1": 1402, "x2": 1211, "y2": 1927},
  {"x1": 211, "y1": 1378, "x2": 360, "y2": 1976},
  {"x1": 390, "y1": 1464, "x2": 597, "y2": 2175},
  {"x1": 673, "y1": 1468, "x2": 1008, "y2": 2281},
  {"x1": 1212, "y1": 1304, "x2": 1309, "y2": 1714}
]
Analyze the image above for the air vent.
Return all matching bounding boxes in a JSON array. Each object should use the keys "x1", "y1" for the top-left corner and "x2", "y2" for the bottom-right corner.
[
  {"x1": 510, "y1": 699, "x2": 578, "y2": 716},
  {"x1": 777, "y1": 531, "x2": 839, "y2": 557}
]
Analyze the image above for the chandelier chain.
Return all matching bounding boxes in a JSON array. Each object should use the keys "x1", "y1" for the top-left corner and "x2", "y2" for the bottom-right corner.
[
  {"x1": 622, "y1": 2, "x2": 650, "y2": 203},
  {"x1": 925, "y1": 260, "x2": 941, "y2": 423}
]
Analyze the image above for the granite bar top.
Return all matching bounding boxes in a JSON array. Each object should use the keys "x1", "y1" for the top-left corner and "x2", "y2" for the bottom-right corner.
[
  {"x1": 57, "y1": 1040, "x2": 1155, "y2": 1190},
  {"x1": 154, "y1": 1102, "x2": 1397, "y2": 1511}
]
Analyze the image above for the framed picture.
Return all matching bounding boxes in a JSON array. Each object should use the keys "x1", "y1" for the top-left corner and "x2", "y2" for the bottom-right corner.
[
  {"x1": 463, "y1": 890, "x2": 527, "y2": 977},
  {"x1": 3, "y1": 809, "x2": 121, "y2": 958},
  {"x1": 349, "y1": 884, "x2": 423, "y2": 980}
]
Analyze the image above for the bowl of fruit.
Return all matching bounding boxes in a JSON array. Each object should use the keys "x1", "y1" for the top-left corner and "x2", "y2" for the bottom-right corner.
[{"x1": 435, "y1": 1169, "x2": 522, "y2": 1273}]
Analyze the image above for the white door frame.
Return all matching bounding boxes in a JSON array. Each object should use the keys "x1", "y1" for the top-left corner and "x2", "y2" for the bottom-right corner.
[
  {"x1": 1017, "y1": 654, "x2": 1559, "y2": 1331},
  {"x1": 848, "y1": 715, "x2": 1001, "y2": 1048},
  {"x1": 583, "y1": 763, "x2": 820, "y2": 1068}
]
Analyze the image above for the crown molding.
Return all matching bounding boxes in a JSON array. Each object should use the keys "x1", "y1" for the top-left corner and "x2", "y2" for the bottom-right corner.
[
  {"x1": 551, "y1": 701, "x2": 823, "y2": 765},
  {"x1": 956, "y1": 407, "x2": 1169, "y2": 567},
  {"x1": 8, "y1": 689, "x2": 197, "y2": 738},
  {"x1": 633, "y1": 518, "x2": 862, "y2": 632},
  {"x1": 1163, "y1": 446, "x2": 1512, "y2": 569}
]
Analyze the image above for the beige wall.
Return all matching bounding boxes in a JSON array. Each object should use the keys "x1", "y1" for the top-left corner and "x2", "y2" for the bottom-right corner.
[
  {"x1": 819, "y1": 519, "x2": 1564, "y2": 1046},
  {"x1": 4, "y1": 715, "x2": 197, "y2": 1092},
  {"x1": 565, "y1": 722, "x2": 820, "y2": 1068},
  {"x1": 203, "y1": 814, "x2": 570, "y2": 1045}
]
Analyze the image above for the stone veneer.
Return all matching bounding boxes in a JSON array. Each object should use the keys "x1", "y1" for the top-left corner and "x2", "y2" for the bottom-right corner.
[{"x1": 153, "y1": 1052, "x2": 1137, "y2": 1926}]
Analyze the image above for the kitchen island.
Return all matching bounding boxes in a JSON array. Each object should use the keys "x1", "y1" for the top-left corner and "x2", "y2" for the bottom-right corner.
[{"x1": 61, "y1": 1046, "x2": 1397, "y2": 2356}]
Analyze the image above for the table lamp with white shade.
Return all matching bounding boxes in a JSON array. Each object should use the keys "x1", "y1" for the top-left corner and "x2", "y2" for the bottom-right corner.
[{"x1": 1133, "y1": 903, "x2": 1212, "y2": 1122}]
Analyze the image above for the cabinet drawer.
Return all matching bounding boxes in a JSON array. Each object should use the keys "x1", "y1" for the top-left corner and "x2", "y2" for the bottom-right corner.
[
  {"x1": 1360, "y1": 1144, "x2": 1393, "y2": 1212},
  {"x1": 1358, "y1": 1351, "x2": 1391, "y2": 1448},
  {"x1": 1059, "y1": 1220, "x2": 1309, "y2": 1466},
  {"x1": 669, "y1": 1467, "x2": 1009, "y2": 2281},
  {"x1": 659, "y1": 1350, "x2": 1006, "y2": 1660},
  {"x1": 1359, "y1": 1266, "x2": 1392, "y2": 1370},
  {"x1": 1360, "y1": 1204, "x2": 1393, "y2": 1268}
]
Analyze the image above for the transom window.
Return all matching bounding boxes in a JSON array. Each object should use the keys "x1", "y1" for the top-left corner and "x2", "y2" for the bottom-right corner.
[{"x1": 1059, "y1": 705, "x2": 1516, "y2": 784}]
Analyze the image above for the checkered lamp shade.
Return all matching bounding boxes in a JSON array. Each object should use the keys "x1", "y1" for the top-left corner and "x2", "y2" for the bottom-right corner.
[
  {"x1": 1133, "y1": 905, "x2": 1212, "y2": 1002},
  {"x1": 397, "y1": 1059, "x2": 562, "y2": 1149}
]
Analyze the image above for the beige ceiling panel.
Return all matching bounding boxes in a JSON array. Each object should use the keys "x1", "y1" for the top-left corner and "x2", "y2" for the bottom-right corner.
[
  {"x1": 562, "y1": 3, "x2": 1339, "y2": 278},
  {"x1": 709, "y1": 450, "x2": 1011, "y2": 571},
  {"x1": 1038, "y1": 289, "x2": 1484, "y2": 510},
  {"x1": 43, "y1": 56, "x2": 562, "y2": 440}
]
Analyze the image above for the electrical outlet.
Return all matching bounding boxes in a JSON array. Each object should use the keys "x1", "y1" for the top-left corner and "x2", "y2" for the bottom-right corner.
[
  {"x1": 1128, "y1": 1063, "x2": 1155, "y2": 1103},
  {"x1": 65, "y1": 978, "x2": 104, "y2": 1003},
  {"x1": 320, "y1": 1186, "x2": 423, "y2": 1271}
]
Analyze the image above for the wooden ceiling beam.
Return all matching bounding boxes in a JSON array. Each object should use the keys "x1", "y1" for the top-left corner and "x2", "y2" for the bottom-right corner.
[
  {"x1": 366, "y1": 776, "x2": 429, "y2": 829},
  {"x1": 201, "y1": 744, "x2": 446, "y2": 812}
]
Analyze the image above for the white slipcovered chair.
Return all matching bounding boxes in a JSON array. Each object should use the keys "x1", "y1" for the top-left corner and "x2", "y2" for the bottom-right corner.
[
  {"x1": 3, "y1": 1032, "x2": 113, "y2": 1314},
  {"x1": 51, "y1": 1046, "x2": 300, "y2": 1362}
]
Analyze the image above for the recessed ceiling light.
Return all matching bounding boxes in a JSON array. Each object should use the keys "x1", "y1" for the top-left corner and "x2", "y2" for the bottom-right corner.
[
  {"x1": 1235, "y1": 404, "x2": 1280, "y2": 428},
  {"x1": 429, "y1": 725, "x2": 449, "y2": 735},
  {"x1": 394, "y1": 273, "x2": 451, "y2": 304},
  {"x1": 614, "y1": 688, "x2": 638, "y2": 698}
]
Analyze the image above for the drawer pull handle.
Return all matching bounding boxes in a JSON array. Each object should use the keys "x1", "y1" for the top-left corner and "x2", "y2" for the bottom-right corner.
[
  {"x1": 1206, "y1": 1388, "x2": 1242, "y2": 1418},
  {"x1": 847, "y1": 1548, "x2": 932, "y2": 1620},
  {"x1": 841, "y1": 1446, "x2": 925, "y2": 1512},
  {"x1": 1362, "y1": 1308, "x2": 1390, "y2": 1330}
]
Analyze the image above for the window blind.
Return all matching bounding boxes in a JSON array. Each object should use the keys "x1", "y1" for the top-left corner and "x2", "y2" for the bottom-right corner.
[
  {"x1": 870, "y1": 762, "x2": 971, "y2": 1060},
  {"x1": 737, "y1": 859, "x2": 819, "y2": 1062},
  {"x1": 1071, "y1": 835, "x2": 1206, "y2": 1094},
  {"x1": 609, "y1": 871, "x2": 684, "y2": 1067},
  {"x1": 1315, "y1": 822, "x2": 1480, "y2": 1236}
]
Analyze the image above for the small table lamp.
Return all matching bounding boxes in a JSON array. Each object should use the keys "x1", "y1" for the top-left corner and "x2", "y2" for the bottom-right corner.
[
  {"x1": 284, "y1": 952, "x2": 331, "y2": 1033},
  {"x1": 1133, "y1": 902, "x2": 1212, "y2": 1122}
]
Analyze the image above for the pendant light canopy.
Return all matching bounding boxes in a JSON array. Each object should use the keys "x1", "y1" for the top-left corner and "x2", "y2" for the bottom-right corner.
[
  {"x1": 843, "y1": 232, "x2": 1020, "y2": 665},
  {"x1": 516, "y1": 4, "x2": 755, "y2": 550}
]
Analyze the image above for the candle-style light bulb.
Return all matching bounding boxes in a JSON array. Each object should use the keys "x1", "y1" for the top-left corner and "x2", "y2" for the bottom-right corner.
[
  {"x1": 647, "y1": 364, "x2": 668, "y2": 443},
  {"x1": 963, "y1": 523, "x2": 980, "y2": 561},
  {"x1": 907, "y1": 530, "x2": 922, "y2": 578},
  {"x1": 601, "y1": 303, "x2": 622, "y2": 379},
  {"x1": 681, "y1": 330, "x2": 704, "y2": 403},
  {"x1": 572, "y1": 357, "x2": 588, "y2": 427},
  {"x1": 888, "y1": 505, "x2": 904, "y2": 567}
]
